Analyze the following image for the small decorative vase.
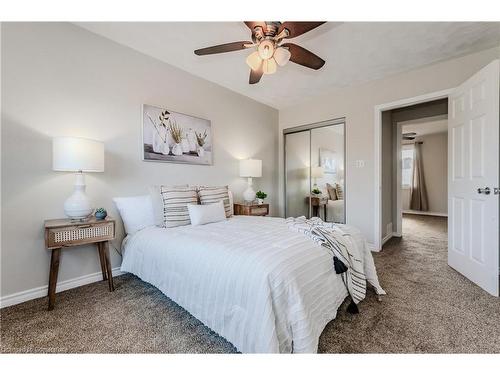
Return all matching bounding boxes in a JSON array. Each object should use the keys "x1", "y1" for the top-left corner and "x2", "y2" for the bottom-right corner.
[
  {"x1": 181, "y1": 137, "x2": 190, "y2": 153},
  {"x1": 187, "y1": 130, "x2": 197, "y2": 153},
  {"x1": 257, "y1": 198, "x2": 264, "y2": 205},
  {"x1": 161, "y1": 142, "x2": 170, "y2": 155},
  {"x1": 197, "y1": 145, "x2": 205, "y2": 157},
  {"x1": 172, "y1": 143, "x2": 183, "y2": 156},
  {"x1": 95, "y1": 209, "x2": 107, "y2": 220}
]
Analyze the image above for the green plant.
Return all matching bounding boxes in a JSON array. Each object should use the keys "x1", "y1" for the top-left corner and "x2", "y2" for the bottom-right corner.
[
  {"x1": 95, "y1": 208, "x2": 106, "y2": 214},
  {"x1": 312, "y1": 188, "x2": 322, "y2": 195},
  {"x1": 195, "y1": 130, "x2": 207, "y2": 147},
  {"x1": 168, "y1": 120, "x2": 183, "y2": 144},
  {"x1": 256, "y1": 191, "x2": 267, "y2": 200}
]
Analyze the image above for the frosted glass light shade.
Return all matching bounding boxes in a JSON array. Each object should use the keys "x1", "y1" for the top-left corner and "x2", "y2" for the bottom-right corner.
[
  {"x1": 246, "y1": 51, "x2": 262, "y2": 71},
  {"x1": 53, "y1": 137, "x2": 104, "y2": 172},
  {"x1": 239, "y1": 159, "x2": 262, "y2": 178},
  {"x1": 274, "y1": 47, "x2": 291, "y2": 66},
  {"x1": 311, "y1": 166, "x2": 324, "y2": 178},
  {"x1": 262, "y1": 58, "x2": 277, "y2": 75}
]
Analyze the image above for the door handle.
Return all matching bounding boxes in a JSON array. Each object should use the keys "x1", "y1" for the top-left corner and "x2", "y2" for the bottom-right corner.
[{"x1": 477, "y1": 187, "x2": 491, "y2": 195}]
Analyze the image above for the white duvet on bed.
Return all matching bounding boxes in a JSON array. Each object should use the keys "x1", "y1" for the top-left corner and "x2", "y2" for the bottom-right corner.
[{"x1": 121, "y1": 216, "x2": 382, "y2": 353}]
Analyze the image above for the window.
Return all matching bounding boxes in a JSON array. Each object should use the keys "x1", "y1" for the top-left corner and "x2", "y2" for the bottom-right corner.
[{"x1": 401, "y1": 147, "x2": 414, "y2": 188}]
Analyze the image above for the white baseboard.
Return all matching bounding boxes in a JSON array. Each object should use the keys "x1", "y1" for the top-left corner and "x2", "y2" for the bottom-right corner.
[
  {"x1": 403, "y1": 210, "x2": 448, "y2": 217},
  {"x1": 382, "y1": 232, "x2": 393, "y2": 245},
  {"x1": 0, "y1": 267, "x2": 124, "y2": 309},
  {"x1": 367, "y1": 242, "x2": 379, "y2": 252}
]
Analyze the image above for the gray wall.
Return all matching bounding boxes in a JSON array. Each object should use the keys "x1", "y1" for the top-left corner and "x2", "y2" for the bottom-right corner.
[
  {"x1": 279, "y1": 46, "x2": 500, "y2": 246},
  {"x1": 1, "y1": 23, "x2": 279, "y2": 298}
]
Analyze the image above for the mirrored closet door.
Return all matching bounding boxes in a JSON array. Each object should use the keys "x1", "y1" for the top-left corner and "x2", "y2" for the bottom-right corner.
[{"x1": 284, "y1": 119, "x2": 345, "y2": 223}]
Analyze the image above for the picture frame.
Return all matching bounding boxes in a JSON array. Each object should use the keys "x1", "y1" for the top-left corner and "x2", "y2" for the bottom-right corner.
[{"x1": 142, "y1": 104, "x2": 212, "y2": 165}]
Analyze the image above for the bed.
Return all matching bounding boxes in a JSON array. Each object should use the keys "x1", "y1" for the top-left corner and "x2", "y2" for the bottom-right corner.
[
  {"x1": 326, "y1": 199, "x2": 344, "y2": 223},
  {"x1": 120, "y1": 215, "x2": 383, "y2": 353}
]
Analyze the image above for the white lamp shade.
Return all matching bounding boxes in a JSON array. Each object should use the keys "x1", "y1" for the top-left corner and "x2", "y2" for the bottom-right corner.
[
  {"x1": 53, "y1": 137, "x2": 104, "y2": 172},
  {"x1": 311, "y1": 166, "x2": 324, "y2": 178},
  {"x1": 274, "y1": 47, "x2": 291, "y2": 66},
  {"x1": 239, "y1": 159, "x2": 262, "y2": 178}
]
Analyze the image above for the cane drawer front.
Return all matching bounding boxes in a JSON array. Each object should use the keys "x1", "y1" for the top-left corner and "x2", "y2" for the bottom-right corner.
[
  {"x1": 249, "y1": 206, "x2": 269, "y2": 216},
  {"x1": 46, "y1": 221, "x2": 115, "y2": 249}
]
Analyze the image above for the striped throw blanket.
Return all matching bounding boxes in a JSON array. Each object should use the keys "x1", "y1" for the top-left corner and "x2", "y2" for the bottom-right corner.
[{"x1": 286, "y1": 216, "x2": 371, "y2": 311}]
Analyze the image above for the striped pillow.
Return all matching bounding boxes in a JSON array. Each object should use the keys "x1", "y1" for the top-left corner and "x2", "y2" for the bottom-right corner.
[
  {"x1": 197, "y1": 186, "x2": 232, "y2": 218},
  {"x1": 335, "y1": 183, "x2": 344, "y2": 200},
  {"x1": 160, "y1": 186, "x2": 198, "y2": 228}
]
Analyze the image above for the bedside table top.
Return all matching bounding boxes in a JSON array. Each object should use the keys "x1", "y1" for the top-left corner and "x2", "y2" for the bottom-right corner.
[
  {"x1": 44, "y1": 216, "x2": 115, "y2": 229},
  {"x1": 234, "y1": 202, "x2": 269, "y2": 207}
]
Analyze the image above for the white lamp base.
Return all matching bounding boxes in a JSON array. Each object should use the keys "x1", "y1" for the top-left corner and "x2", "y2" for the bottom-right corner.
[
  {"x1": 243, "y1": 177, "x2": 256, "y2": 202},
  {"x1": 64, "y1": 172, "x2": 93, "y2": 219}
]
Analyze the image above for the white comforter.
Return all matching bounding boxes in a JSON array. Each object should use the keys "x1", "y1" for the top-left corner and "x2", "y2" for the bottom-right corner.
[{"x1": 121, "y1": 216, "x2": 383, "y2": 353}]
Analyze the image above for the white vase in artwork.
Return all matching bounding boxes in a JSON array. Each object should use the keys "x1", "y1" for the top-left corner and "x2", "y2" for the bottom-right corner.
[
  {"x1": 181, "y1": 136, "x2": 190, "y2": 153},
  {"x1": 161, "y1": 142, "x2": 170, "y2": 155},
  {"x1": 152, "y1": 126, "x2": 166, "y2": 153},
  {"x1": 172, "y1": 143, "x2": 183, "y2": 156},
  {"x1": 187, "y1": 129, "x2": 197, "y2": 153},
  {"x1": 197, "y1": 145, "x2": 205, "y2": 157}
]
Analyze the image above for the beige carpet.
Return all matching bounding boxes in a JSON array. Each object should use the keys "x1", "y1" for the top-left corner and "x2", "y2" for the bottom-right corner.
[{"x1": 2, "y1": 215, "x2": 499, "y2": 353}]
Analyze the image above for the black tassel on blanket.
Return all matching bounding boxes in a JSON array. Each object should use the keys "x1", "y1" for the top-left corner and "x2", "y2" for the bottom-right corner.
[
  {"x1": 347, "y1": 300, "x2": 359, "y2": 314},
  {"x1": 333, "y1": 256, "x2": 348, "y2": 274}
]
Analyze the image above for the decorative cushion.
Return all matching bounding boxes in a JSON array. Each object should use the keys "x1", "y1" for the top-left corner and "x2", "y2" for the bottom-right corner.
[
  {"x1": 187, "y1": 201, "x2": 226, "y2": 226},
  {"x1": 112, "y1": 195, "x2": 155, "y2": 235},
  {"x1": 326, "y1": 183, "x2": 338, "y2": 200},
  {"x1": 149, "y1": 184, "x2": 188, "y2": 227},
  {"x1": 160, "y1": 186, "x2": 198, "y2": 228},
  {"x1": 335, "y1": 183, "x2": 344, "y2": 200},
  {"x1": 197, "y1": 186, "x2": 232, "y2": 218}
]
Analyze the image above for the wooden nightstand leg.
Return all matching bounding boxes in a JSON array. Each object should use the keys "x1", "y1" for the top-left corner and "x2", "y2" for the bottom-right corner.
[
  {"x1": 324, "y1": 205, "x2": 328, "y2": 222},
  {"x1": 48, "y1": 248, "x2": 61, "y2": 311},
  {"x1": 102, "y1": 241, "x2": 115, "y2": 292},
  {"x1": 97, "y1": 242, "x2": 108, "y2": 281}
]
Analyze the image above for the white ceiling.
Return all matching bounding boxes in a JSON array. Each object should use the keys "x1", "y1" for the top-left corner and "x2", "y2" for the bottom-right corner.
[
  {"x1": 402, "y1": 116, "x2": 448, "y2": 137},
  {"x1": 77, "y1": 22, "x2": 500, "y2": 109}
]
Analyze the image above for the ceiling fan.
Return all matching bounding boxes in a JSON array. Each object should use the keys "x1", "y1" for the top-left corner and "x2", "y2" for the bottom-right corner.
[
  {"x1": 194, "y1": 22, "x2": 326, "y2": 84},
  {"x1": 402, "y1": 132, "x2": 417, "y2": 140}
]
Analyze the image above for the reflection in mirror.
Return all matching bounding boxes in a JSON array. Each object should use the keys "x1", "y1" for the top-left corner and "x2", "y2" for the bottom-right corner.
[
  {"x1": 284, "y1": 121, "x2": 345, "y2": 224},
  {"x1": 311, "y1": 124, "x2": 345, "y2": 223}
]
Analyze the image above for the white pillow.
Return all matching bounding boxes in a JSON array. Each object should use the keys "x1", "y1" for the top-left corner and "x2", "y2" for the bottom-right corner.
[
  {"x1": 112, "y1": 195, "x2": 155, "y2": 235},
  {"x1": 187, "y1": 201, "x2": 226, "y2": 226}
]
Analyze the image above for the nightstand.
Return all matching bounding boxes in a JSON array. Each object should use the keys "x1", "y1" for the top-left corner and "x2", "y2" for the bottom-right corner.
[
  {"x1": 234, "y1": 203, "x2": 269, "y2": 216},
  {"x1": 309, "y1": 196, "x2": 328, "y2": 221},
  {"x1": 44, "y1": 216, "x2": 116, "y2": 310}
]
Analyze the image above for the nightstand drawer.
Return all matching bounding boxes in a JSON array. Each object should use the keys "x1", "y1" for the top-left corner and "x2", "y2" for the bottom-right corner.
[
  {"x1": 46, "y1": 221, "x2": 115, "y2": 248},
  {"x1": 250, "y1": 207, "x2": 268, "y2": 215}
]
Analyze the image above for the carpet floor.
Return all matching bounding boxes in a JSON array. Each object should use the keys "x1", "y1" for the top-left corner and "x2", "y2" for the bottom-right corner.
[{"x1": 1, "y1": 215, "x2": 499, "y2": 353}]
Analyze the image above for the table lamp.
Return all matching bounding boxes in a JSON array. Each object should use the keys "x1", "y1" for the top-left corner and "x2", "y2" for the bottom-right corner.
[
  {"x1": 239, "y1": 159, "x2": 262, "y2": 202},
  {"x1": 52, "y1": 137, "x2": 104, "y2": 220},
  {"x1": 311, "y1": 166, "x2": 324, "y2": 189}
]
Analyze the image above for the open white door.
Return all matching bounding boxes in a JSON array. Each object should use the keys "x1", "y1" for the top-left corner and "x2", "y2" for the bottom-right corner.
[{"x1": 448, "y1": 60, "x2": 499, "y2": 296}]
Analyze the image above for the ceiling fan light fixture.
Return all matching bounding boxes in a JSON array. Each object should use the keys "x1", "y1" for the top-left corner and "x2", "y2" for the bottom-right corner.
[
  {"x1": 273, "y1": 46, "x2": 291, "y2": 66},
  {"x1": 257, "y1": 40, "x2": 275, "y2": 60},
  {"x1": 262, "y1": 58, "x2": 277, "y2": 75},
  {"x1": 246, "y1": 51, "x2": 262, "y2": 71}
]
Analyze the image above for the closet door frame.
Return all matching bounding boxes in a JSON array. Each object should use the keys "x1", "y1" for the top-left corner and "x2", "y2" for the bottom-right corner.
[{"x1": 283, "y1": 117, "x2": 346, "y2": 222}]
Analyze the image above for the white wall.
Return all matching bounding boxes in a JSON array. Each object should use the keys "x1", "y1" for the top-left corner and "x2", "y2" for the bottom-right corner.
[
  {"x1": 1, "y1": 23, "x2": 278, "y2": 299},
  {"x1": 278, "y1": 46, "x2": 500, "y2": 246}
]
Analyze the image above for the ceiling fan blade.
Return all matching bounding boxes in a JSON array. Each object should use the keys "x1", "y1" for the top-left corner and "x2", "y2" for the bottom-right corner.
[
  {"x1": 279, "y1": 22, "x2": 325, "y2": 39},
  {"x1": 281, "y1": 43, "x2": 325, "y2": 70},
  {"x1": 249, "y1": 67, "x2": 264, "y2": 84},
  {"x1": 194, "y1": 41, "x2": 252, "y2": 56}
]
